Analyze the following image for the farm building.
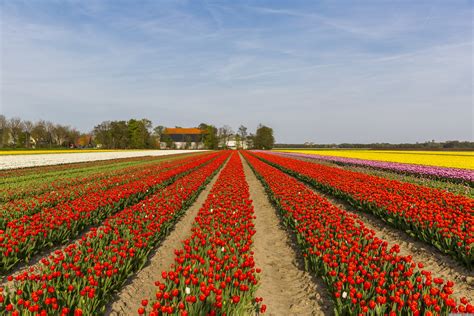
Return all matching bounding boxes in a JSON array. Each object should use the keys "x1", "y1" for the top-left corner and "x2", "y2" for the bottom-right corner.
[
  {"x1": 160, "y1": 127, "x2": 205, "y2": 149},
  {"x1": 223, "y1": 135, "x2": 249, "y2": 149}
]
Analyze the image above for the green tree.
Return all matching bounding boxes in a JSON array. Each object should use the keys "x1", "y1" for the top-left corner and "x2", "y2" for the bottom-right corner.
[
  {"x1": 93, "y1": 121, "x2": 112, "y2": 148},
  {"x1": 142, "y1": 119, "x2": 154, "y2": 148},
  {"x1": 110, "y1": 121, "x2": 129, "y2": 149},
  {"x1": 160, "y1": 134, "x2": 174, "y2": 149},
  {"x1": 254, "y1": 124, "x2": 275, "y2": 150},
  {"x1": 199, "y1": 123, "x2": 218, "y2": 149},
  {"x1": 154, "y1": 125, "x2": 165, "y2": 139},
  {"x1": 128, "y1": 119, "x2": 152, "y2": 149}
]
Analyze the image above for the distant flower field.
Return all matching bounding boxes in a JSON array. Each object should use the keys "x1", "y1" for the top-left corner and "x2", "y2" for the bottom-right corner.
[
  {"x1": 276, "y1": 149, "x2": 473, "y2": 170},
  {"x1": 0, "y1": 150, "x2": 206, "y2": 170},
  {"x1": 0, "y1": 149, "x2": 143, "y2": 155},
  {"x1": 1, "y1": 150, "x2": 472, "y2": 315}
]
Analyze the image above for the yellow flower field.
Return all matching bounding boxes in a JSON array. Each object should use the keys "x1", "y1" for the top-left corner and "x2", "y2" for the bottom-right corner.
[{"x1": 276, "y1": 149, "x2": 474, "y2": 170}]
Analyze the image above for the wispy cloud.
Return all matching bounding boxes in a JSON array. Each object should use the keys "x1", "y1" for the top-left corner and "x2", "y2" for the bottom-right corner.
[
  {"x1": 246, "y1": 5, "x2": 401, "y2": 39},
  {"x1": 228, "y1": 63, "x2": 338, "y2": 81},
  {"x1": 372, "y1": 41, "x2": 473, "y2": 63},
  {"x1": 1, "y1": 1, "x2": 472, "y2": 142}
]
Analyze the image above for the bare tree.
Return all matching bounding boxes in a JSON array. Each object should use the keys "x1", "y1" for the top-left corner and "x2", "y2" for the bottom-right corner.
[
  {"x1": 153, "y1": 125, "x2": 165, "y2": 139},
  {"x1": 53, "y1": 124, "x2": 68, "y2": 146},
  {"x1": 23, "y1": 120, "x2": 34, "y2": 148},
  {"x1": 0, "y1": 115, "x2": 7, "y2": 148},
  {"x1": 238, "y1": 125, "x2": 248, "y2": 149},
  {"x1": 65, "y1": 127, "x2": 80, "y2": 147},
  {"x1": 31, "y1": 120, "x2": 48, "y2": 146},
  {"x1": 8, "y1": 117, "x2": 23, "y2": 146},
  {"x1": 218, "y1": 125, "x2": 234, "y2": 149},
  {"x1": 45, "y1": 121, "x2": 55, "y2": 147}
]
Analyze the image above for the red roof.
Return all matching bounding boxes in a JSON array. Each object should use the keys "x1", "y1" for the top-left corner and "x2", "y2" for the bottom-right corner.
[{"x1": 163, "y1": 128, "x2": 204, "y2": 135}]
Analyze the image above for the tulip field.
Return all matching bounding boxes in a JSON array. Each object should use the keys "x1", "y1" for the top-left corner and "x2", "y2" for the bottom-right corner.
[
  {"x1": 0, "y1": 150, "x2": 472, "y2": 315},
  {"x1": 275, "y1": 150, "x2": 474, "y2": 184}
]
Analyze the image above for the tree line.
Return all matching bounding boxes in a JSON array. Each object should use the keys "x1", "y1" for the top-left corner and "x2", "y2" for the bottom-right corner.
[
  {"x1": 93, "y1": 119, "x2": 155, "y2": 149},
  {"x1": 93, "y1": 121, "x2": 274, "y2": 150},
  {"x1": 0, "y1": 115, "x2": 84, "y2": 149},
  {"x1": 0, "y1": 115, "x2": 275, "y2": 150},
  {"x1": 187, "y1": 123, "x2": 275, "y2": 150}
]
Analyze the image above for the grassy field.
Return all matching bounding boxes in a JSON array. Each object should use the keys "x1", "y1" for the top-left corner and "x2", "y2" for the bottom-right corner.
[{"x1": 275, "y1": 149, "x2": 474, "y2": 169}]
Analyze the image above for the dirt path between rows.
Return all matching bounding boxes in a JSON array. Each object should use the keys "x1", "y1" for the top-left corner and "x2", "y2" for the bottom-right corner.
[
  {"x1": 270, "y1": 154, "x2": 473, "y2": 302},
  {"x1": 241, "y1": 155, "x2": 333, "y2": 316},
  {"x1": 0, "y1": 158, "x2": 206, "y2": 284},
  {"x1": 303, "y1": 183, "x2": 474, "y2": 303},
  {"x1": 105, "y1": 159, "x2": 228, "y2": 315}
]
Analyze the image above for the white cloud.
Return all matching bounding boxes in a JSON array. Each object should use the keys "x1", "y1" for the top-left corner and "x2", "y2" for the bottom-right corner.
[{"x1": 1, "y1": 1, "x2": 472, "y2": 142}]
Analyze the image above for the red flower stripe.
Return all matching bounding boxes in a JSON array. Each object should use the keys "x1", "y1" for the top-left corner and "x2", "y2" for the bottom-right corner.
[
  {"x1": 0, "y1": 152, "x2": 230, "y2": 315},
  {"x1": 252, "y1": 151, "x2": 474, "y2": 266},
  {"x1": 0, "y1": 153, "x2": 219, "y2": 274},
  {"x1": 0, "y1": 155, "x2": 206, "y2": 229},
  {"x1": 243, "y1": 151, "x2": 472, "y2": 315},
  {"x1": 0, "y1": 156, "x2": 167, "y2": 203},
  {"x1": 138, "y1": 152, "x2": 265, "y2": 316}
]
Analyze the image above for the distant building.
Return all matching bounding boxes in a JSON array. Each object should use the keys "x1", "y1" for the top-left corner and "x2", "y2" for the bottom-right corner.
[
  {"x1": 224, "y1": 135, "x2": 237, "y2": 149},
  {"x1": 75, "y1": 134, "x2": 93, "y2": 148},
  {"x1": 223, "y1": 135, "x2": 248, "y2": 150},
  {"x1": 160, "y1": 127, "x2": 205, "y2": 149}
]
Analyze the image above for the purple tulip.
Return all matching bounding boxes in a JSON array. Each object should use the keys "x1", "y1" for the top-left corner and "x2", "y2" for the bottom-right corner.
[{"x1": 257, "y1": 151, "x2": 474, "y2": 184}]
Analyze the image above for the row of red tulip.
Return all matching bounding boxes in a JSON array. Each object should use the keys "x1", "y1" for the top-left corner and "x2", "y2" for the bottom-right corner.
[
  {"x1": 0, "y1": 153, "x2": 219, "y2": 274},
  {"x1": 138, "y1": 152, "x2": 265, "y2": 316},
  {"x1": 242, "y1": 151, "x2": 472, "y2": 315},
  {"x1": 0, "y1": 156, "x2": 203, "y2": 230},
  {"x1": 0, "y1": 155, "x2": 167, "y2": 203},
  {"x1": 0, "y1": 154, "x2": 186, "y2": 203},
  {"x1": 0, "y1": 152, "x2": 230, "y2": 315},
  {"x1": 252, "y1": 151, "x2": 474, "y2": 267}
]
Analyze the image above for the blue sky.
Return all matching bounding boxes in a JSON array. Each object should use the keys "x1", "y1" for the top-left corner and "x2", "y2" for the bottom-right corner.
[{"x1": 1, "y1": 0, "x2": 472, "y2": 143}]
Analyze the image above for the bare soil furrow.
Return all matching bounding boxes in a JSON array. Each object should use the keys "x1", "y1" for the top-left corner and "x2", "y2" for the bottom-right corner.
[
  {"x1": 303, "y1": 182, "x2": 474, "y2": 303},
  {"x1": 105, "y1": 158, "x2": 228, "y2": 316},
  {"x1": 241, "y1": 154, "x2": 333, "y2": 316}
]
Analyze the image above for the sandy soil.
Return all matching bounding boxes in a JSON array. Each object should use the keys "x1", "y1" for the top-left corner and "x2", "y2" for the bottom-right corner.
[
  {"x1": 241, "y1": 155, "x2": 333, "y2": 316},
  {"x1": 305, "y1": 185, "x2": 474, "y2": 303},
  {"x1": 105, "y1": 159, "x2": 228, "y2": 315}
]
